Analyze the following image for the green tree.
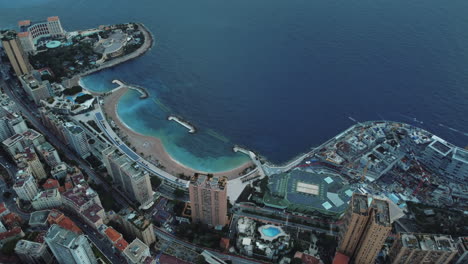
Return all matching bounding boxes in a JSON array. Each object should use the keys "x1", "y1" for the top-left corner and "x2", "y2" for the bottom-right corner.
[
  {"x1": 291, "y1": 258, "x2": 303, "y2": 264},
  {"x1": 195, "y1": 255, "x2": 206, "y2": 264},
  {"x1": 3, "y1": 192, "x2": 12, "y2": 199},
  {"x1": 150, "y1": 176, "x2": 161, "y2": 188},
  {"x1": 173, "y1": 188, "x2": 185, "y2": 198}
]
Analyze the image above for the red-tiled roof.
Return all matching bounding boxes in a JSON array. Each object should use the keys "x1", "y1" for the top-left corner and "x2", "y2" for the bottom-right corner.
[
  {"x1": 220, "y1": 237, "x2": 230, "y2": 250},
  {"x1": 2, "y1": 213, "x2": 22, "y2": 229},
  {"x1": 105, "y1": 227, "x2": 121, "y2": 242},
  {"x1": 64, "y1": 181, "x2": 73, "y2": 191},
  {"x1": 114, "y1": 238, "x2": 129, "y2": 252},
  {"x1": 0, "y1": 227, "x2": 23, "y2": 240},
  {"x1": 18, "y1": 20, "x2": 30, "y2": 26},
  {"x1": 332, "y1": 252, "x2": 350, "y2": 264},
  {"x1": 43, "y1": 178, "x2": 59, "y2": 190},
  {"x1": 56, "y1": 217, "x2": 82, "y2": 234},
  {"x1": 47, "y1": 16, "x2": 59, "y2": 22},
  {"x1": 58, "y1": 186, "x2": 65, "y2": 193}
]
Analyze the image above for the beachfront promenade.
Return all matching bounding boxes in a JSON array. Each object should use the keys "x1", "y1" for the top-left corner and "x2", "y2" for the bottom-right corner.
[{"x1": 94, "y1": 108, "x2": 190, "y2": 188}]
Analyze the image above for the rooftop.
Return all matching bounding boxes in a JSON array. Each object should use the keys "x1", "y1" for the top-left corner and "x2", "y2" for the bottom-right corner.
[
  {"x1": 105, "y1": 227, "x2": 122, "y2": 243},
  {"x1": 400, "y1": 233, "x2": 457, "y2": 252},
  {"x1": 352, "y1": 193, "x2": 369, "y2": 215},
  {"x1": 124, "y1": 238, "x2": 149, "y2": 263},
  {"x1": 29, "y1": 210, "x2": 50, "y2": 226},
  {"x1": 371, "y1": 198, "x2": 390, "y2": 226},
  {"x1": 453, "y1": 148, "x2": 468, "y2": 164},
  {"x1": 429, "y1": 138, "x2": 453, "y2": 156},
  {"x1": 190, "y1": 174, "x2": 227, "y2": 190}
]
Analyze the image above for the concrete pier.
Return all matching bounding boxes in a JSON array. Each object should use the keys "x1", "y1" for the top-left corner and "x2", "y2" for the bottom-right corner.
[
  {"x1": 112, "y1": 79, "x2": 148, "y2": 99},
  {"x1": 168, "y1": 116, "x2": 196, "y2": 133}
]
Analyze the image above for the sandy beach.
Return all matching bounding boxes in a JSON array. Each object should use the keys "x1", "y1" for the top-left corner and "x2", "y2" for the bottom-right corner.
[{"x1": 102, "y1": 86, "x2": 256, "y2": 180}]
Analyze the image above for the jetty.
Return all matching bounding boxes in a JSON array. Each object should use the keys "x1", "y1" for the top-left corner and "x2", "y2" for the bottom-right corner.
[
  {"x1": 112, "y1": 79, "x2": 148, "y2": 99},
  {"x1": 168, "y1": 116, "x2": 196, "y2": 133}
]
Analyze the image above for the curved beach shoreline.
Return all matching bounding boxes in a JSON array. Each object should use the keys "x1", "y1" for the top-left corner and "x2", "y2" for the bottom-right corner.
[{"x1": 102, "y1": 86, "x2": 255, "y2": 179}]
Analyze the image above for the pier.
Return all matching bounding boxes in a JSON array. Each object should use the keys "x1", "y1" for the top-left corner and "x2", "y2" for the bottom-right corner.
[
  {"x1": 112, "y1": 79, "x2": 149, "y2": 99},
  {"x1": 168, "y1": 116, "x2": 196, "y2": 133}
]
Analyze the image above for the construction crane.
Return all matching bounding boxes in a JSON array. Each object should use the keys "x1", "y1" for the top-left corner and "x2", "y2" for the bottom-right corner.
[{"x1": 361, "y1": 163, "x2": 369, "y2": 182}]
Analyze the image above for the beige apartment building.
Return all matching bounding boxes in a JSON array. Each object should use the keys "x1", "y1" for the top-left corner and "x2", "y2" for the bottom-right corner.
[
  {"x1": 0, "y1": 30, "x2": 31, "y2": 77},
  {"x1": 189, "y1": 174, "x2": 228, "y2": 227}
]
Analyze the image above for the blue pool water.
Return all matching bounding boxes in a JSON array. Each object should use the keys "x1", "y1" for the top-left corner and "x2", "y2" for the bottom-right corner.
[
  {"x1": 2, "y1": 0, "x2": 468, "y2": 171},
  {"x1": 261, "y1": 226, "x2": 281, "y2": 237},
  {"x1": 66, "y1": 92, "x2": 86, "y2": 104}
]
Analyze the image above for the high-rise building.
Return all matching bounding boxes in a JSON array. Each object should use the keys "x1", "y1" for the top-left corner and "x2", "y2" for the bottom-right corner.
[
  {"x1": 189, "y1": 174, "x2": 228, "y2": 227},
  {"x1": 337, "y1": 193, "x2": 370, "y2": 256},
  {"x1": 15, "y1": 147, "x2": 47, "y2": 180},
  {"x1": 337, "y1": 193, "x2": 392, "y2": 264},
  {"x1": 36, "y1": 141, "x2": 61, "y2": 167},
  {"x1": 0, "y1": 111, "x2": 27, "y2": 142},
  {"x1": 15, "y1": 239, "x2": 54, "y2": 264},
  {"x1": 19, "y1": 70, "x2": 53, "y2": 104},
  {"x1": 63, "y1": 123, "x2": 90, "y2": 158},
  {"x1": 118, "y1": 208, "x2": 156, "y2": 246},
  {"x1": 13, "y1": 171, "x2": 38, "y2": 201},
  {"x1": 388, "y1": 232, "x2": 458, "y2": 264},
  {"x1": 102, "y1": 147, "x2": 152, "y2": 205},
  {"x1": 17, "y1": 16, "x2": 65, "y2": 54},
  {"x1": 353, "y1": 198, "x2": 392, "y2": 264},
  {"x1": 45, "y1": 224, "x2": 97, "y2": 264},
  {"x1": 0, "y1": 30, "x2": 31, "y2": 76}
]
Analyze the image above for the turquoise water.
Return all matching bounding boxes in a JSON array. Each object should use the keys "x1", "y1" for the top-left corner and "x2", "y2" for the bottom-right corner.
[
  {"x1": 81, "y1": 78, "x2": 250, "y2": 172},
  {"x1": 261, "y1": 226, "x2": 281, "y2": 237}
]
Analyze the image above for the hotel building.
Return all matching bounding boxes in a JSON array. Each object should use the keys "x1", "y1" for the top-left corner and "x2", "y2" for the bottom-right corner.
[
  {"x1": 18, "y1": 16, "x2": 65, "y2": 54},
  {"x1": 189, "y1": 174, "x2": 228, "y2": 227},
  {"x1": 63, "y1": 122, "x2": 90, "y2": 158}
]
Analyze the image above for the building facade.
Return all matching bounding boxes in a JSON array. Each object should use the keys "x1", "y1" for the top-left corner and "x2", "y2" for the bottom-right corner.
[
  {"x1": 19, "y1": 71, "x2": 53, "y2": 104},
  {"x1": 63, "y1": 123, "x2": 90, "y2": 158},
  {"x1": 189, "y1": 174, "x2": 228, "y2": 227},
  {"x1": 103, "y1": 147, "x2": 152, "y2": 205},
  {"x1": 0, "y1": 30, "x2": 31, "y2": 76},
  {"x1": 45, "y1": 224, "x2": 97, "y2": 264},
  {"x1": 18, "y1": 16, "x2": 65, "y2": 54},
  {"x1": 13, "y1": 171, "x2": 38, "y2": 201},
  {"x1": 118, "y1": 208, "x2": 156, "y2": 246},
  {"x1": 337, "y1": 193, "x2": 392, "y2": 264},
  {"x1": 353, "y1": 198, "x2": 392, "y2": 264},
  {"x1": 388, "y1": 232, "x2": 458, "y2": 264},
  {"x1": 15, "y1": 239, "x2": 54, "y2": 264},
  {"x1": 32, "y1": 189, "x2": 62, "y2": 210}
]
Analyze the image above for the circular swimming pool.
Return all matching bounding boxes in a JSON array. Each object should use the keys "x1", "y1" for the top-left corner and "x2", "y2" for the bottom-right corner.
[{"x1": 46, "y1": 40, "x2": 62, "y2": 49}]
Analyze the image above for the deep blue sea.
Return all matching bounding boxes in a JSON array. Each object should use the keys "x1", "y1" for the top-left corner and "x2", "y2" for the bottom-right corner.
[{"x1": 1, "y1": 0, "x2": 468, "y2": 172}]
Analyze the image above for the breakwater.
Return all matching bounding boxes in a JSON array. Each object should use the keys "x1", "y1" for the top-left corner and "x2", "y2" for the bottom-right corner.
[{"x1": 168, "y1": 116, "x2": 196, "y2": 133}]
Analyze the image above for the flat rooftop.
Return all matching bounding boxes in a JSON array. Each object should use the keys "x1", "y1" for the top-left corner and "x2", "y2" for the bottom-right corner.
[
  {"x1": 401, "y1": 233, "x2": 456, "y2": 252},
  {"x1": 263, "y1": 169, "x2": 352, "y2": 215},
  {"x1": 352, "y1": 193, "x2": 369, "y2": 215}
]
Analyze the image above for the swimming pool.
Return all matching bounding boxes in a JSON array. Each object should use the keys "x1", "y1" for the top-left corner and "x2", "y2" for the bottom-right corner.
[{"x1": 261, "y1": 226, "x2": 281, "y2": 237}]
